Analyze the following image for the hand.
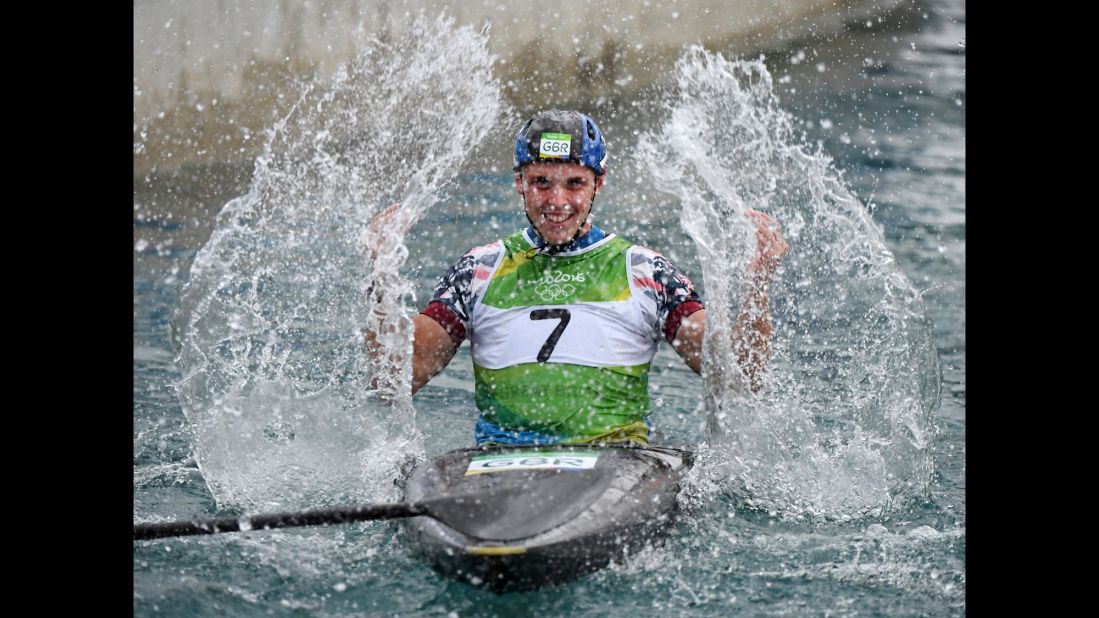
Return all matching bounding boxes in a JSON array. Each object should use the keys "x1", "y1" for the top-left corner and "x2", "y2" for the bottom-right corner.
[
  {"x1": 366, "y1": 203, "x2": 413, "y2": 263},
  {"x1": 745, "y1": 210, "x2": 788, "y2": 279}
]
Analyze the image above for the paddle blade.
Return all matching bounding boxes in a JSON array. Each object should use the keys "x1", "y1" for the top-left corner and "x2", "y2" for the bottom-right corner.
[{"x1": 422, "y1": 467, "x2": 614, "y2": 541}]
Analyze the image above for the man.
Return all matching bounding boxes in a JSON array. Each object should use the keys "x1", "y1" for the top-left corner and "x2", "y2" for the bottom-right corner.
[{"x1": 368, "y1": 110, "x2": 787, "y2": 446}]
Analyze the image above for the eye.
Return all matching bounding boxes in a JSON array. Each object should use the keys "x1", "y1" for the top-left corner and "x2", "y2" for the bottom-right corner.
[{"x1": 567, "y1": 178, "x2": 586, "y2": 188}]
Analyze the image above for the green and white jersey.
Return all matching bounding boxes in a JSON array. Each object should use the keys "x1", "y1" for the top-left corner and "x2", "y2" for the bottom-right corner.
[{"x1": 422, "y1": 227, "x2": 703, "y2": 444}]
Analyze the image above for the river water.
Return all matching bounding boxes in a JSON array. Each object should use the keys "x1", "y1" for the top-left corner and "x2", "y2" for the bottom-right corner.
[{"x1": 134, "y1": 0, "x2": 964, "y2": 615}]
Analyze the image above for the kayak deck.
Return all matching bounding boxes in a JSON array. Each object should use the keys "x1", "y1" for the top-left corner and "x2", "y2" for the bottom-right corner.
[{"x1": 402, "y1": 444, "x2": 693, "y2": 592}]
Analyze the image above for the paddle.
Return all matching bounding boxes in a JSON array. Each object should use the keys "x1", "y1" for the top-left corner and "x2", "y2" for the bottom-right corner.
[{"x1": 135, "y1": 467, "x2": 613, "y2": 541}]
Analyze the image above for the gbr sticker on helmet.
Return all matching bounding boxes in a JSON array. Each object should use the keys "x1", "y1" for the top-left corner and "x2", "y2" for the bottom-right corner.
[{"x1": 539, "y1": 132, "x2": 571, "y2": 159}]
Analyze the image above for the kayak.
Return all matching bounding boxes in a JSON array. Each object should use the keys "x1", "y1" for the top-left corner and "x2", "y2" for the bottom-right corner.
[{"x1": 402, "y1": 443, "x2": 694, "y2": 592}]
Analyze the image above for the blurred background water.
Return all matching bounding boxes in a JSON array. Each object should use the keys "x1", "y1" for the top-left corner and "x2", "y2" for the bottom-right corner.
[{"x1": 134, "y1": 0, "x2": 963, "y2": 614}]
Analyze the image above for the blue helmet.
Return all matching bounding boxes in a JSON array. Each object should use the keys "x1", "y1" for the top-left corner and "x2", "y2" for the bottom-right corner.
[{"x1": 513, "y1": 110, "x2": 608, "y2": 176}]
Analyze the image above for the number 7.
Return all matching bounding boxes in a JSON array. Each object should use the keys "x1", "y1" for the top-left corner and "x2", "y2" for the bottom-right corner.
[{"x1": 529, "y1": 309, "x2": 571, "y2": 362}]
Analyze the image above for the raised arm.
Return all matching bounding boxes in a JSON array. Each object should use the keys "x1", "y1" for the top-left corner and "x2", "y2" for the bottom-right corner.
[
  {"x1": 364, "y1": 203, "x2": 469, "y2": 395},
  {"x1": 671, "y1": 210, "x2": 788, "y2": 392}
]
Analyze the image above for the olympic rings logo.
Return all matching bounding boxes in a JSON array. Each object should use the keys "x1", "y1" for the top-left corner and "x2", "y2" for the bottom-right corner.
[{"x1": 535, "y1": 283, "x2": 576, "y2": 301}]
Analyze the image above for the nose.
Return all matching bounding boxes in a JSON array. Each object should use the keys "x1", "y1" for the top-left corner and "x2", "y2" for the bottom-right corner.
[{"x1": 546, "y1": 183, "x2": 568, "y2": 207}]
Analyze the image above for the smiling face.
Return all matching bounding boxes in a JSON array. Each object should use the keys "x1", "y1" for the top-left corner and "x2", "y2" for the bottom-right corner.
[{"x1": 515, "y1": 162, "x2": 604, "y2": 246}]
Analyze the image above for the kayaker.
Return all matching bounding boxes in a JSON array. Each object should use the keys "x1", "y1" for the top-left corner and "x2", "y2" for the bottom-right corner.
[{"x1": 366, "y1": 110, "x2": 787, "y2": 446}]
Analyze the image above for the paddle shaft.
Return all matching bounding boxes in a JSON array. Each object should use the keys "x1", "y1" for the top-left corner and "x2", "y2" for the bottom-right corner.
[{"x1": 135, "y1": 501, "x2": 427, "y2": 540}]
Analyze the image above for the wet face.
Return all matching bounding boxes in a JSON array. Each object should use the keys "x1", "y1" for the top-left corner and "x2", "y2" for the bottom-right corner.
[{"x1": 515, "y1": 162, "x2": 604, "y2": 246}]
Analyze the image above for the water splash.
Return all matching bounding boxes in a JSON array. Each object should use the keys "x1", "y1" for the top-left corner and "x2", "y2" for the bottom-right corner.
[
  {"x1": 172, "y1": 14, "x2": 505, "y2": 512},
  {"x1": 643, "y1": 48, "x2": 940, "y2": 520}
]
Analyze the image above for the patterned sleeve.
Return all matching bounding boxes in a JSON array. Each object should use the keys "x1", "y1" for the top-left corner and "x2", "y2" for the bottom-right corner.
[
  {"x1": 421, "y1": 242, "x2": 503, "y2": 346},
  {"x1": 629, "y1": 247, "x2": 705, "y2": 343}
]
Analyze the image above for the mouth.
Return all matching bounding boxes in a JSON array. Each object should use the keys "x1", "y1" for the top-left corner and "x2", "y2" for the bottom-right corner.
[{"x1": 541, "y1": 211, "x2": 574, "y2": 225}]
